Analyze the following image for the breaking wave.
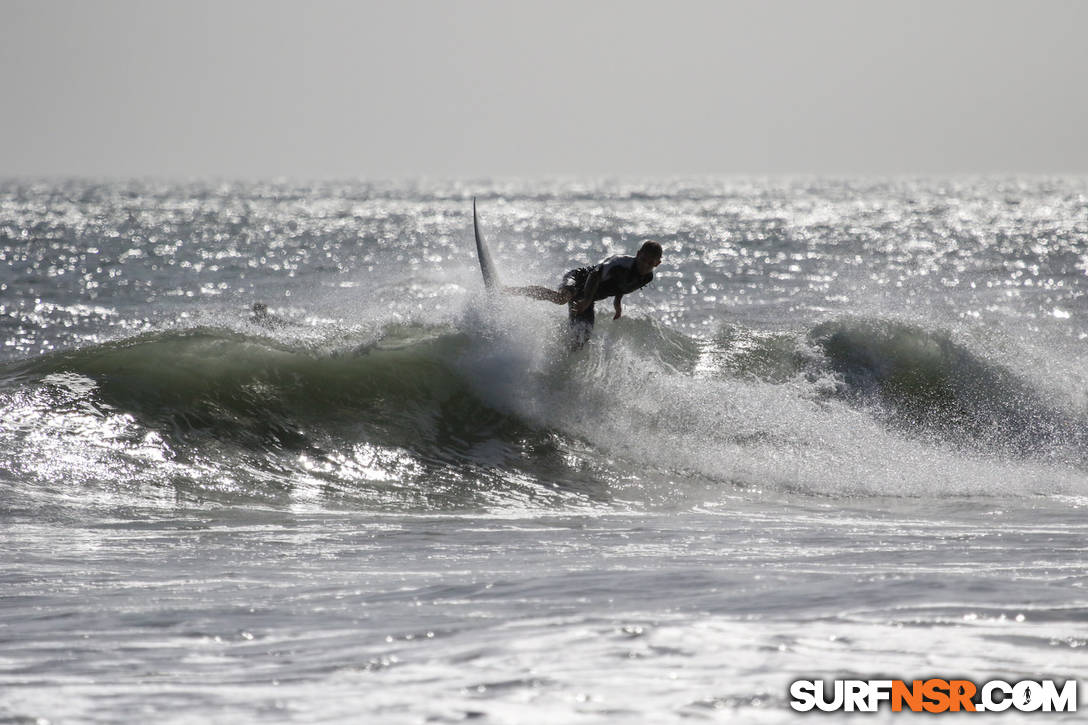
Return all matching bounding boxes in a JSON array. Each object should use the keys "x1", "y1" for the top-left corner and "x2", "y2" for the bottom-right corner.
[{"x1": 1, "y1": 312, "x2": 1086, "y2": 511}]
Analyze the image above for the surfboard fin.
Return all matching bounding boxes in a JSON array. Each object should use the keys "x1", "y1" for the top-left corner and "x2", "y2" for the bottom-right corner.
[{"x1": 473, "y1": 197, "x2": 501, "y2": 290}]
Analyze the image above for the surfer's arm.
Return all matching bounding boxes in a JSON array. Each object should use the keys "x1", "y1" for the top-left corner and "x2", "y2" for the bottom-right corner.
[{"x1": 613, "y1": 294, "x2": 623, "y2": 320}]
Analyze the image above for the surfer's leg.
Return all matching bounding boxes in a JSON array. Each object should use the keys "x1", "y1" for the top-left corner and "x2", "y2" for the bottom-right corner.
[
  {"x1": 567, "y1": 302, "x2": 595, "y2": 350},
  {"x1": 556, "y1": 269, "x2": 585, "y2": 305},
  {"x1": 506, "y1": 285, "x2": 571, "y2": 304}
]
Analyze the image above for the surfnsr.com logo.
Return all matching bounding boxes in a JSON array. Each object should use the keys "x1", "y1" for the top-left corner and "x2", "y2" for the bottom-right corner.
[{"x1": 789, "y1": 679, "x2": 1078, "y2": 713}]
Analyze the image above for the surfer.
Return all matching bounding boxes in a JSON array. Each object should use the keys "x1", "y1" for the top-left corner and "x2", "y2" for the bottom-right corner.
[
  {"x1": 248, "y1": 302, "x2": 295, "y2": 330},
  {"x1": 251, "y1": 302, "x2": 272, "y2": 322},
  {"x1": 506, "y1": 240, "x2": 663, "y2": 348}
]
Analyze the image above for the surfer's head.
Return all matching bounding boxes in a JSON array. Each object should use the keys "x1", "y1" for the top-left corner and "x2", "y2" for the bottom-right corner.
[{"x1": 636, "y1": 240, "x2": 663, "y2": 275}]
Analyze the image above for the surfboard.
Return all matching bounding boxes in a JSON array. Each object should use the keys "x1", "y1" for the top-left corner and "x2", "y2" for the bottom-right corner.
[{"x1": 473, "y1": 197, "x2": 500, "y2": 290}]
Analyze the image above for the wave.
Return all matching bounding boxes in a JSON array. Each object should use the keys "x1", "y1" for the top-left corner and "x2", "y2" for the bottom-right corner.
[
  {"x1": 12, "y1": 327, "x2": 490, "y2": 450},
  {"x1": 1, "y1": 313, "x2": 1085, "y2": 509},
  {"x1": 702, "y1": 318, "x2": 1085, "y2": 457},
  {"x1": 808, "y1": 318, "x2": 1085, "y2": 455}
]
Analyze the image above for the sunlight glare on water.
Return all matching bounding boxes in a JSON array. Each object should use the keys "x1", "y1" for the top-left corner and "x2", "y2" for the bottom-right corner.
[{"x1": 1, "y1": 178, "x2": 1087, "y2": 722}]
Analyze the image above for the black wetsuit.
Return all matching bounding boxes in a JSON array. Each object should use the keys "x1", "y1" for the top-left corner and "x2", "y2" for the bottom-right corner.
[{"x1": 561, "y1": 255, "x2": 654, "y2": 345}]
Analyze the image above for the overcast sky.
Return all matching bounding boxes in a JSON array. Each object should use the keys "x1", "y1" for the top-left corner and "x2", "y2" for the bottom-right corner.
[{"x1": 2, "y1": 0, "x2": 1086, "y2": 178}]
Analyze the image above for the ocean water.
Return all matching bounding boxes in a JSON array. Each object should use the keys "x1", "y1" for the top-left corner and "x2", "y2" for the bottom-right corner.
[{"x1": 1, "y1": 177, "x2": 1087, "y2": 723}]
